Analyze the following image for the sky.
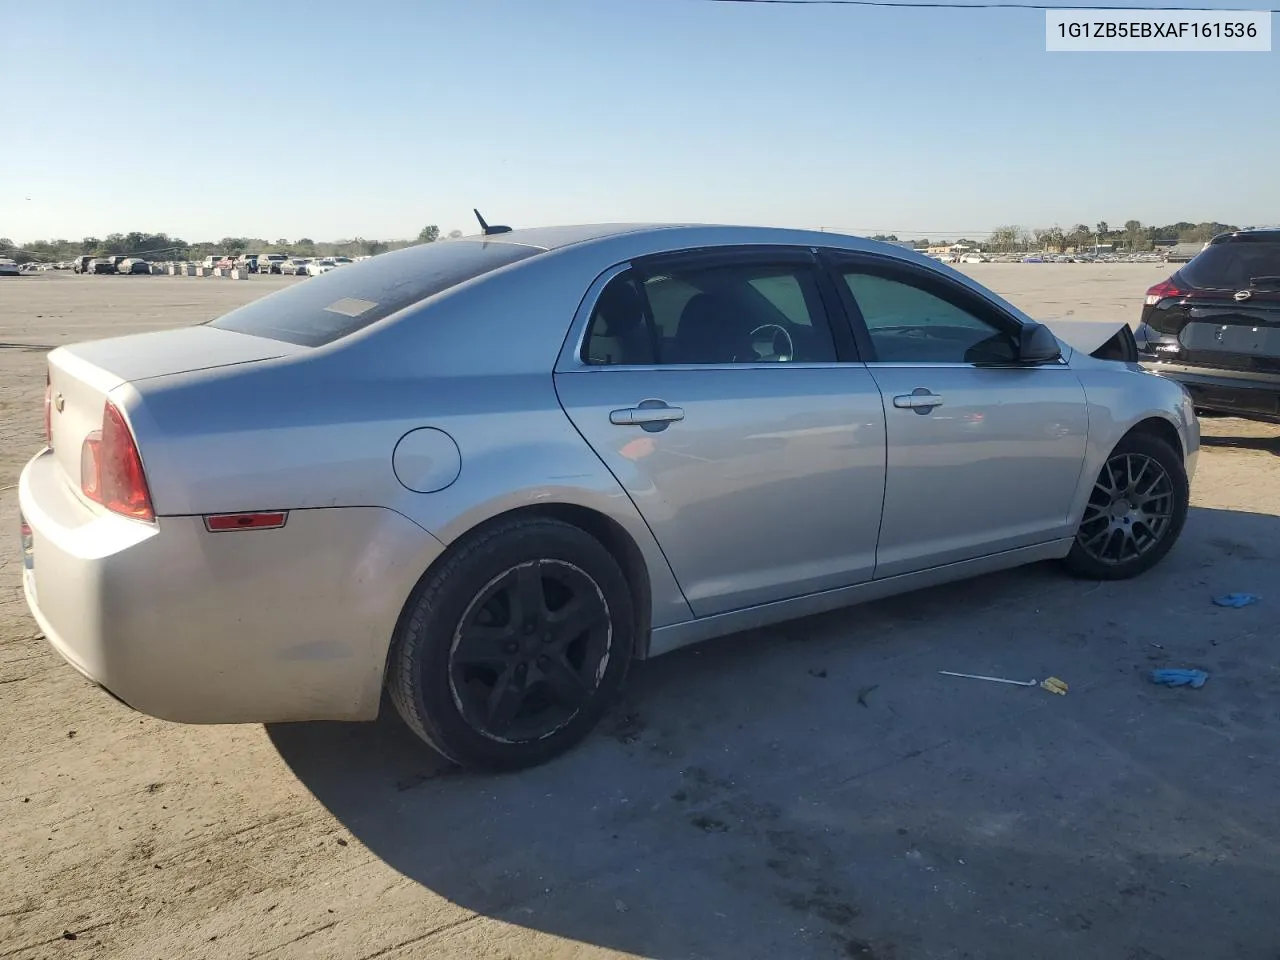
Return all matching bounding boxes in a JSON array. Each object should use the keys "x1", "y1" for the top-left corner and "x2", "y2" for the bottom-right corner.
[{"x1": 2, "y1": 0, "x2": 1277, "y2": 243}]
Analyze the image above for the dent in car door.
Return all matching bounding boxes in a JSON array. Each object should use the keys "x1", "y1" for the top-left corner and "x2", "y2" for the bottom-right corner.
[{"x1": 554, "y1": 254, "x2": 887, "y2": 618}]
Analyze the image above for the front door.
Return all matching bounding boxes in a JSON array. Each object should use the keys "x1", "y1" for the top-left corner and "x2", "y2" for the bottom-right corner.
[
  {"x1": 554, "y1": 249, "x2": 887, "y2": 617},
  {"x1": 827, "y1": 254, "x2": 1089, "y2": 579}
]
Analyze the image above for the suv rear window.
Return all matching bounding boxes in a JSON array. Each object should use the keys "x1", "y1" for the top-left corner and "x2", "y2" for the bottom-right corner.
[
  {"x1": 1182, "y1": 238, "x2": 1280, "y2": 290},
  {"x1": 207, "y1": 240, "x2": 540, "y2": 346}
]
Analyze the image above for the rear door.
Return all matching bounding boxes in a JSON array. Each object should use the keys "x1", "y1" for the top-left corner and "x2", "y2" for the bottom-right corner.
[
  {"x1": 554, "y1": 247, "x2": 887, "y2": 618},
  {"x1": 825, "y1": 252, "x2": 1089, "y2": 579}
]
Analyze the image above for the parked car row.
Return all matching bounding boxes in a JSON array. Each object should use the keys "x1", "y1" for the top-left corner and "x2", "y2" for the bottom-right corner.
[
  {"x1": 183, "y1": 253, "x2": 358, "y2": 276},
  {"x1": 66, "y1": 255, "x2": 154, "y2": 275},
  {"x1": 27, "y1": 252, "x2": 364, "y2": 276},
  {"x1": 929, "y1": 251, "x2": 1169, "y2": 266},
  {"x1": 19, "y1": 257, "x2": 163, "y2": 272}
]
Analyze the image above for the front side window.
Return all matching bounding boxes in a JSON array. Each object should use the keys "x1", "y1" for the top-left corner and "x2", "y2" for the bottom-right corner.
[
  {"x1": 842, "y1": 271, "x2": 1017, "y2": 364},
  {"x1": 582, "y1": 260, "x2": 838, "y2": 366}
]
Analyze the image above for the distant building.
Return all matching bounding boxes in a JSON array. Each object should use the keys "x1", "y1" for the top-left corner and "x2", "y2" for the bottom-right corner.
[{"x1": 1166, "y1": 241, "x2": 1206, "y2": 263}]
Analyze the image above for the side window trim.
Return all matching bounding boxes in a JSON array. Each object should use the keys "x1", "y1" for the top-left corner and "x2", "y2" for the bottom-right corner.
[
  {"x1": 567, "y1": 245, "x2": 859, "y2": 370},
  {"x1": 819, "y1": 250, "x2": 1026, "y2": 365},
  {"x1": 635, "y1": 251, "x2": 838, "y2": 366},
  {"x1": 632, "y1": 244, "x2": 819, "y2": 276},
  {"x1": 563, "y1": 261, "x2": 635, "y2": 370}
]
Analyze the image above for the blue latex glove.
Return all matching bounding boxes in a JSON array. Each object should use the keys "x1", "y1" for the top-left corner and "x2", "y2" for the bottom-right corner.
[
  {"x1": 1150, "y1": 668, "x2": 1208, "y2": 688},
  {"x1": 1213, "y1": 593, "x2": 1260, "y2": 608}
]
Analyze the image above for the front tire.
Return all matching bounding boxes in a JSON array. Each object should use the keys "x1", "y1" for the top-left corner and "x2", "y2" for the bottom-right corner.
[
  {"x1": 1064, "y1": 432, "x2": 1188, "y2": 580},
  {"x1": 388, "y1": 518, "x2": 634, "y2": 771}
]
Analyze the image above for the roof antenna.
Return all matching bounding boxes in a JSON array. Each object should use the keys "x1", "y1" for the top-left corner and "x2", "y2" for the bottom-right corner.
[{"x1": 474, "y1": 208, "x2": 512, "y2": 236}]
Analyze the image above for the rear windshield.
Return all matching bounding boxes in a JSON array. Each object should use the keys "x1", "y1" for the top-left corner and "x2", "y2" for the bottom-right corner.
[
  {"x1": 1182, "y1": 239, "x2": 1280, "y2": 290},
  {"x1": 207, "y1": 240, "x2": 540, "y2": 346}
]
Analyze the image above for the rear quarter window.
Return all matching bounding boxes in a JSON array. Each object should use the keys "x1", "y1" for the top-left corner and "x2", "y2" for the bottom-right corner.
[
  {"x1": 207, "y1": 241, "x2": 540, "y2": 347},
  {"x1": 1181, "y1": 240, "x2": 1280, "y2": 290}
]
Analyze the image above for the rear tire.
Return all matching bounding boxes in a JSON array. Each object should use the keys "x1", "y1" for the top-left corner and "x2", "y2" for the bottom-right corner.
[
  {"x1": 388, "y1": 518, "x2": 634, "y2": 771},
  {"x1": 1063, "y1": 432, "x2": 1188, "y2": 580}
]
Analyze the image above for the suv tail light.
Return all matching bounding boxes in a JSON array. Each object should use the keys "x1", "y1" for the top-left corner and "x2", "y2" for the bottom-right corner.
[
  {"x1": 80, "y1": 401, "x2": 155, "y2": 521},
  {"x1": 1144, "y1": 278, "x2": 1188, "y2": 306},
  {"x1": 43, "y1": 372, "x2": 52, "y2": 447},
  {"x1": 1146, "y1": 277, "x2": 1203, "y2": 308}
]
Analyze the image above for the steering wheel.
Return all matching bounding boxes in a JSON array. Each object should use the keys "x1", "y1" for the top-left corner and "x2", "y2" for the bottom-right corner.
[{"x1": 749, "y1": 323, "x2": 795, "y2": 361}]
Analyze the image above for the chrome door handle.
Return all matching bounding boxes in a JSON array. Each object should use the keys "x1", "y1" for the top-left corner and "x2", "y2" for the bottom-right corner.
[
  {"x1": 610, "y1": 405, "x2": 685, "y2": 426},
  {"x1": 892, "y1": 391, "x2": 944, "y2": 411}
]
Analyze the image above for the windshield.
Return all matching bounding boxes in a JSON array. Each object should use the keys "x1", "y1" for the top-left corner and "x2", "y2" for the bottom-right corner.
[{"x1": 207, "y1": 240, "x2": 540, "y2": 347}]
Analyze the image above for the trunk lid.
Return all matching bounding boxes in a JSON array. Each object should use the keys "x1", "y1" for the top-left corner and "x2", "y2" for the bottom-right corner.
[
  {"x1": 1174, "y1": 293, "x2": 1280, "y2": 373},
  {"x1": 46, "y1": 325, "x2": 300, "y2": 489}
]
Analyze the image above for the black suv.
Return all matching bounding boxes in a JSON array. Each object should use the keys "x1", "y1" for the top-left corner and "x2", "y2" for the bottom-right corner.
[{"x1": 1136, "y1": 229, "x2": 1280, "y2": 423}]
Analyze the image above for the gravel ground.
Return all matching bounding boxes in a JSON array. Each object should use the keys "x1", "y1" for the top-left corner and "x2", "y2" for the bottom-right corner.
[{"x1": 1, "y1": 266, "x2": 1277, "y2": 960}]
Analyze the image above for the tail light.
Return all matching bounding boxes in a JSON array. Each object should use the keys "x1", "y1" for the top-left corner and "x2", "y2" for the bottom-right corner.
[
  {"x1": 1144, "y1": 278, "x2": 1188, "y2": 306},
  {"x1": 80, "y1": 401, "x2": 155, "y2": 521},
  {"x1": 43, "y1": 372, "x2": 52, "y2": 447}
]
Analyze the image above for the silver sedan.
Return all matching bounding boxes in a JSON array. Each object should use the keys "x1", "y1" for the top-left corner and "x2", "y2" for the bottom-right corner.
[{"x1": 19, "y1": 224, "x2": 1199, "y2": 769}]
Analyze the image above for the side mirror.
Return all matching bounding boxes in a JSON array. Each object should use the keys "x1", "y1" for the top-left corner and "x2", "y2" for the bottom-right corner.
[{"x1": 1017, "y1": 321, "x2": 1063, "y2": 364}]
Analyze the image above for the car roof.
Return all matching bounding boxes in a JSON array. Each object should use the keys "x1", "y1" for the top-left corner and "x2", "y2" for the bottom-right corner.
[
  {"x1": 1211, "y1": 228, "x2": 1280, "y2": 245},
  {"x1": 452, "y1": 222, "x2": 904, "y2": 255}
]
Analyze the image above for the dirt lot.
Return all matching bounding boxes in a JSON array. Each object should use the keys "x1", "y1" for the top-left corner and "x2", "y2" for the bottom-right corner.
[{"x1": 2, "y1": 267, "x2": 1278, "y2": 960}]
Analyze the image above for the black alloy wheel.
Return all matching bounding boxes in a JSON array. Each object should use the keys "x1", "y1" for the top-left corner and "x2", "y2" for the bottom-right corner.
[
  {"x1": 388, "y1": 517, "x2": 635, "y2": 770},
  {"x1": 1064, "y1": 432, "x2": 1188, "y2": 580},
  {"x1": 1076, "y1": 452, "x2": 1174, "y2": 565},
  {"x1": 448, "y1": 559, "x2": 613, "y2": 743}
]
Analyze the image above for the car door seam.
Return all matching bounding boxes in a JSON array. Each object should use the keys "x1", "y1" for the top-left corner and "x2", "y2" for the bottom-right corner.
[
  {"x1": 549, "y1": 371, "x2": 694, "y2": 614},
  {"x1": 862, "y1": 365, "x2": 892, "y2": 580}
]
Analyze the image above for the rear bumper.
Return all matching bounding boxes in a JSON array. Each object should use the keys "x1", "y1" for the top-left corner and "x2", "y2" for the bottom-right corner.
[
  {"x1": 18, "y1": 449, "x2": 445, "y2": 724},
  {"x1": 1142, "y1": 363, "x2": 1280, "y2": 423}
]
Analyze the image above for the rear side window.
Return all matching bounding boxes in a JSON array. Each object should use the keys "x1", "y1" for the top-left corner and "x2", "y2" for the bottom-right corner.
[
  {"x1": 1181, "y1": 240, "x2": 1280, "y2": 290},
  {"x1": 207, "y1": 241, "x2": 540, "y2": 346},
  {"x1": 581, "y1": 260, "x2": 838, "y2": 365}
]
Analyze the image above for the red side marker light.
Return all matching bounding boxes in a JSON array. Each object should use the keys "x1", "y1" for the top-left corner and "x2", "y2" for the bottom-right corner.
[
  {"x1": 44, "y1": 372, "x2": 52, "y2": 447},
  {"x1": 203, "y1": 512, "x2": 288, "y2": 533}
]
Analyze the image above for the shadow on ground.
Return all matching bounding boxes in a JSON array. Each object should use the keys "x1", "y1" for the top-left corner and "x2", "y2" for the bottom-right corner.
[
  {"x1": 1200, "y1": 432, "x2": 1280, "y2": 456},
  {"x1": 269, "y1": 506, "x2": 1280, "y2": 960}
]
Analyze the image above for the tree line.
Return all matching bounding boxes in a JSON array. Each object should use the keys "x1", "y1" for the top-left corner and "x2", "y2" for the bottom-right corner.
[
  {"x1": 871, "y1": 220, "x2": 1242, "y2": 253},
  {"x1": 983, "y1": 220, "x2": 1241, "y2": 254},
  {"x1": 3, "y1": 220, "x2": 1246, "y2": 265},
  {"x1": 0, "y1": 225, "x2": 466, "y2": 265}
]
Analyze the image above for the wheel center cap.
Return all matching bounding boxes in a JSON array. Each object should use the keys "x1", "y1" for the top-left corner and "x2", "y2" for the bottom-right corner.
[{"x1": 1110, "y1": 499, "x2": 1131, "y2": 519}]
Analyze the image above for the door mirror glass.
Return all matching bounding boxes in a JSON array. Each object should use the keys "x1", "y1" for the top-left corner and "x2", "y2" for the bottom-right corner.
[{"x1": 1017, "y1": 321, "x2": 1063, "y2": 364}]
